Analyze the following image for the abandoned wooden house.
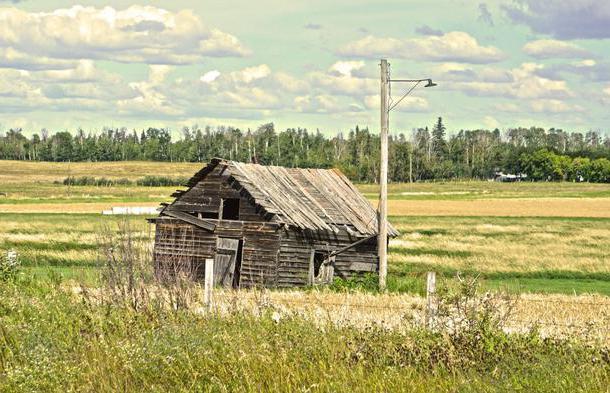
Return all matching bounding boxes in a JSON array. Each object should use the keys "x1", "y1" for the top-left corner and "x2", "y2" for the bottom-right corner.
[{"x1": 149, "y1": 158, "x2": 397, "y2": 288}]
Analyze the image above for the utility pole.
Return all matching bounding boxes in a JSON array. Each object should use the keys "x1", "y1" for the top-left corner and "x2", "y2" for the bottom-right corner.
[
  {"x1": 377, "y1": 59, "x2": 436, "y2": 292},
  {"x1": 378, "y1": 59, "x2": 389, "y2": 291}
]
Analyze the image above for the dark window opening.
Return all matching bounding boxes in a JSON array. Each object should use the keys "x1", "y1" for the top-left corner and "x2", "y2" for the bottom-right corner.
[
  {"x1": 313, "y1": 251, "x2": 326, "y2": 277},
  {"x1": 201, "y1": 211, "x2": 219, "y2": 219},
  {"x1": 222, "y1": 198, "x2": 240, "y2": 220}
]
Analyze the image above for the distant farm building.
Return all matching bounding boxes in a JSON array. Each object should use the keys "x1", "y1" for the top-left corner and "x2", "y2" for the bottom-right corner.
[
  {"x1": 493, "y1": 172, "x2": 527, "y2": 182},
  {"x1": 149, "y1": 158, "x2": 397, "y2": 288}
]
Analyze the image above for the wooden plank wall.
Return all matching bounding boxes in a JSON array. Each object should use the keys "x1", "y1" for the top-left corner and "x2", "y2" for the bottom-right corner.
[
  {"x1": 278, "y1": 229, "x2": 378, "y2": 287},
  {"x1": 153, "y1": 219, "x2": 281, "y2": 287}
]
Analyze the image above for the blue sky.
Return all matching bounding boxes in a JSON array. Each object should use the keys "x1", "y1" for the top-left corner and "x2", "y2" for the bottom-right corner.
[{"x1": 0, "y1": 0, "x2": 609, "y2": 136}]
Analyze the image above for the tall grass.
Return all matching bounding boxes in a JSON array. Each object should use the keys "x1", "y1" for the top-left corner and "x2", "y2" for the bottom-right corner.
[{"x1": 0, "y1": 275, "x2": 608, "y2": 392}]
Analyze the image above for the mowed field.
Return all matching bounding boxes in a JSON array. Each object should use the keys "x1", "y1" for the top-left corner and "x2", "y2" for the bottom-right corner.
[{"x1": 1, "y1": 160, "x2": 609, "y2": 295}]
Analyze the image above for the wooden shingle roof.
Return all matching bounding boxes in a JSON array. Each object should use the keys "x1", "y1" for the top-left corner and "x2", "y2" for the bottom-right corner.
[{"x1": 175, "y1": 158, "x2": 398, "y2": 237}]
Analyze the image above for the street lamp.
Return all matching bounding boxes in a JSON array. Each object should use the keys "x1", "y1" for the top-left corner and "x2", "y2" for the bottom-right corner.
[{"x1": 378, "y1": 59, "x2": 436, "y2": 291}]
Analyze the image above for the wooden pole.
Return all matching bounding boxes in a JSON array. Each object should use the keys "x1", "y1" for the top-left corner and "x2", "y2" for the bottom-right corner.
[
  {"x1": 426, "y1": 272, "x2": 436, "y2": 328},
  {"x1": 379, "y1": 59, "x2": 389, "y2": 291},
  {"x1": 204, "y1": 258, "x2": 214, "y2": 310}
]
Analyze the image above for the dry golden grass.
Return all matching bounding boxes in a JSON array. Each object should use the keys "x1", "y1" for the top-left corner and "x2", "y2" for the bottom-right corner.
[
  {"x1": 4, "y1": 198, "x2": 610, "y2": 218},
  {"x1": 0, "y1": 201, "x2": 160, "y2": 213},
  {"x1": 382, "y1": 198, "x2": 610, "y2": 217},
  {"x1": 194, "y1": 288, "x2": 610, "y2": 344},
  {"x1": 389, "y1": 217, "x2": 610, "y2": 274},
  {"x1": 0, "y1": 160, "x2": 201, "y2": 183}
]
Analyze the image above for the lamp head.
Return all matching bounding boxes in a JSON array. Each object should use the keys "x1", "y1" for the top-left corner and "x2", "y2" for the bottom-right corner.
[{"x1": 425, "y1": 79, "x2": 437, "y2": 87}]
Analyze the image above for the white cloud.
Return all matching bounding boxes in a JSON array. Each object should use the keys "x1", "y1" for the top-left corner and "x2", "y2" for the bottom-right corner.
[
  {"x1": 0, "y1": 6, "x2": 249, "y2": 66},
  {"x1": 329, "y1": 61, "x2": 365, "y2": 77},
  {"x1": 200, "y1": 70, "x2": 220, "y2": 83},
  {"x1": 443, "y1": 63, "x2": 572, "y2": 99},
  {"x1": 0, "y1": 47, "x2": 75, "y2": 71},
  {"x1": 530, "y1": 99, "x2": 584, "y2": 113},
  {"x1": 117, "y1": 65, "x2": 182, "y2": 116},
  {"x1": 523, "y1": 39, "x2": 592, "y2": 59},
  {"x1": 294, "y1": 95, "x2": 339, "y2": 113},
  {"x1": 308, "y1": 63, "x2": 376, "y2": 97},
  {"x1": 273, "y1": 72, "x2": 309, "y2": 93},
  {"x1": 337, "y1": 31, "x2": 505, "y2": 64},
  {"x1": 229, "y1": 64, "x2": 271, "y2": 84}
]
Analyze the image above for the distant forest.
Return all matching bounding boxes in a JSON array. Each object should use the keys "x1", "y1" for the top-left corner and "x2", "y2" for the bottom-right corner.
[{"x1": 1, "y1": 118, "x2": 610, "y2": 183}]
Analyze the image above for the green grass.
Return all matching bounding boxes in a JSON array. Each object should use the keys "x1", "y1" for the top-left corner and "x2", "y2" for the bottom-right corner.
[
  {"x1": 1, "y1": 212, "x2": 609, "y2": 295},
  {"x1": 0, "y1": 278, "x2": 608, "y2": 392}
]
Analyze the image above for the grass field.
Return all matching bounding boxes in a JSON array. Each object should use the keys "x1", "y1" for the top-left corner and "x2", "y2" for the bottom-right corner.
[
  {"x1": 1, "y1": 160, "x2": 609, "y2": 295},
  {"x1": 1, "y1": 160, "x2": 609, "y2": 391}
]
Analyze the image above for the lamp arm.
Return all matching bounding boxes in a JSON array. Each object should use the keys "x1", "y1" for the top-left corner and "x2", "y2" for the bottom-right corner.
[{"x1": 388, "y1": 81, "x2": 421, "y2": 112}]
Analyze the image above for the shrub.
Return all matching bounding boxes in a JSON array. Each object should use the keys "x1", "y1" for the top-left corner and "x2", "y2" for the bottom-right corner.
[
  {"x1": 135, "y1": 176, "x2": 189, "y2": 187},
  {"x1": 62, "y1": 176, "x2": 133, "y2": 186}
]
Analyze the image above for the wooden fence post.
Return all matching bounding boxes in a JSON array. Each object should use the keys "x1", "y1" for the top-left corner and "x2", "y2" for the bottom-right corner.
[
  {"x1": 426, "y1": 272, "x2": 436, "y2": 329},
  {"x1": 204, "y1": 258, "x2": 214, "y2": 310}
]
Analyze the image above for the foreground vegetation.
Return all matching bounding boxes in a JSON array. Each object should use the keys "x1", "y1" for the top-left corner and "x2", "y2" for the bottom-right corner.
[{"x1": 0, "y1": 274, "x2": 608, "y2": 392}]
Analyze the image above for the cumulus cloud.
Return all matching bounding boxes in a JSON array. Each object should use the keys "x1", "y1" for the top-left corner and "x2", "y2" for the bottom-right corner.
[
  {"x1": 523, "y1": 39, "x2": 592, "y2": 59},
  {"x1": 117, "y1": 65, "x2": 182, "y2": 116},
  {"x1": 534, "y1": 60, "x2": 610, "y2": 82},
  {"x1": 309, "y1": 62, "x2": 376, "y2": 96},
  {"x1": 530, "y1": 99, "x2": 584, "y2": 113},
  {"x1": 503, "y1": 0, "x2": 610, "y2": 39},
  {"x1": 294, "y1": 95, "x2": 339, "y2": 113},
  {"x1": 0, "y1": 5, "x2": 249, "y2": 65},
  {"x1": 337, "y1": 31, "x2": 505, "y2": 64},
  {"x1": 440, "y1": 63, "x2": 572, "y2": 99},
  {"x1": 0, "y1": 47, "x2": 75, "y2": 71}
]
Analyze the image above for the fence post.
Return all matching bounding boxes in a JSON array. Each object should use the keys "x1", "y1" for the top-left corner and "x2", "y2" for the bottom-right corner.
[
  {"x1": 204, "y1": 258, "x2": 214, "y2": 310},
  {"x1": 426, "y1": 272, "x2": 436, "y2": 329}
]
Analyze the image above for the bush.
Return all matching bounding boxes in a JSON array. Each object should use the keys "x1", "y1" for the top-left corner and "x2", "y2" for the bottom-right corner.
[
  {"x1": 135, "y1": 176, "x2": 189, "y2": 187},
  {"x1": 60, "y1": 176, "x2": 188, "y2": 187},
  {"x1": 62, "y1": 176, "x2": 132, "y2": 186}
]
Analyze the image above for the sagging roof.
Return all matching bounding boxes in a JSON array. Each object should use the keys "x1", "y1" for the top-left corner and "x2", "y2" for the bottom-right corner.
[{"x1": 163, "y1": 158, "x2": 398, "y2": 237}]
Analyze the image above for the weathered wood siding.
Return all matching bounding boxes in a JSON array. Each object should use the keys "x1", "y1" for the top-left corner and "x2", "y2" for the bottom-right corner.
[
  {"x1": 153, "y1": 218, "x2": 280, "y2": 287},
  {"x1": 278, "y1": 229, "x2": 378, "y2": 287},
  {"x1": 169, "y1": 163, "x2": 263, "y2": 221}
]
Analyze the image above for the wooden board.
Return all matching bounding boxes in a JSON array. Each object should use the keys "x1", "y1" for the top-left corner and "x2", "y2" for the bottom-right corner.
[{"x1": 214, "y1": 237, "x2": 240, "y2": 287}]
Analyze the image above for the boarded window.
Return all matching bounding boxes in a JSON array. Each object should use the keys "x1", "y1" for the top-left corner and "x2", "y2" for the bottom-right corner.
[{"x1": 222, "y1": 198, "x2": 240, "y2": 220}]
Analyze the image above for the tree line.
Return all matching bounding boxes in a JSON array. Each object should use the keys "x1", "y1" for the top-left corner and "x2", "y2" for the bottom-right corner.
[{"x1": 1, "y1": 119, "x2": 609, "y2": 183}]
